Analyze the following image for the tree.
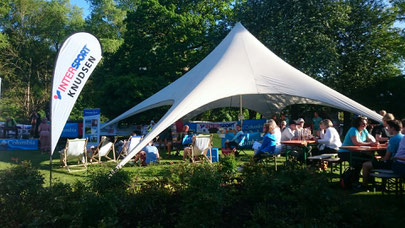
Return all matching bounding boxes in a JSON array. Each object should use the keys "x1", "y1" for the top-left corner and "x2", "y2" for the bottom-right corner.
[
  {"x1": 0, "y1": 0, "x2": 84, "y2": 122},
  {"x1": 93, "y1": 0, "x2": 235, "y2": 122},
  {"x1": 85, "y1": 0, "x2": 128, "y2": 54},
  {"x1": 236, "y1": 0, "x2": 405, "y2": 124}
]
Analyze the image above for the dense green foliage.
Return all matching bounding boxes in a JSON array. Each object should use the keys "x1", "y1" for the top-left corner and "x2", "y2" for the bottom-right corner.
[
  {"x1": 0, "y1": 0, "x2": 405, "y2": 123},
  {"x1": 1, "y1": 160, "x2": 405, "y2": 227}
]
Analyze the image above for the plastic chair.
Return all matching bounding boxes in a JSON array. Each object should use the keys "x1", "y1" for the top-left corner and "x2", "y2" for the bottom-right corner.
[{"x1": 236, "y1": 135, "x2": 247, "y2": 155}]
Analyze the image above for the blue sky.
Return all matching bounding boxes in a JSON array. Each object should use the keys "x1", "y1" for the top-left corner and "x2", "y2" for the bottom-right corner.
[{"x1": 70, "y1": 0, "x2": 91, "y2": 17}]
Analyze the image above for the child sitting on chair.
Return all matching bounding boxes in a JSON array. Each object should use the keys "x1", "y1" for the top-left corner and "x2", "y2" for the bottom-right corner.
[{"x1": 87, "y1": 146, "x2": 96, "y2": 163}]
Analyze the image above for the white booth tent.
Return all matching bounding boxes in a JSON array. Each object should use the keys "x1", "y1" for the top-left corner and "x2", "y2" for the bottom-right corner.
[{"x1": 103, "y1": 23, "x2": 382, "y2": 171}]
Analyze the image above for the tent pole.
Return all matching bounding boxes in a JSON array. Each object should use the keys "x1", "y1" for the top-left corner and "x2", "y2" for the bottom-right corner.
[{"x1": 239, "y1": 95, "x2": 243, "y2": 127}]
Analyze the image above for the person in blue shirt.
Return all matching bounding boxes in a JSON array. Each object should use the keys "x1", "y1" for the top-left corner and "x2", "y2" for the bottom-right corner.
[
  {"x1": 134, "y1": 141, "x2": 160, "y2": 166},
  {"x1": 312, "y1": 111, "x2": 323, "y2": 137},
  {"x1": 225, "y1": 124, "x2": 244, "y2": 154},
  {"x1": 362, "y1": 120, "x2": 403, "y2": 186},
  {"x1": 253, "y1": 120, "x2": 277, "y2": 162},
  {"x1": 339, "y1": 116, "x2": 378, "y2": 183}
]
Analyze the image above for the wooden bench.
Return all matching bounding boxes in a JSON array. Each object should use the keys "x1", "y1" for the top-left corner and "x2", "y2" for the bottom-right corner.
[
  {"x1": 308, "y1": 154, "x2": 342, "y2": 174},
  {"x1": 370, "y1": 169, "x2": 403, "y2": 195}
]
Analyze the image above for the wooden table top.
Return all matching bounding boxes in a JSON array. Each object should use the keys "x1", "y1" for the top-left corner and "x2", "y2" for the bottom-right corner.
[
  {"x1": 281, "y1": 140, "x2": 316, "y2": 146},
  {"x1": 339, "y1": 145, "x2": 387, "y2": 152}
]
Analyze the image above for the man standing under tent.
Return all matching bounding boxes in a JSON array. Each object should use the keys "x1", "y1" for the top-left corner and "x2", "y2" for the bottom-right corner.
[{"x1": 312, "y1": 111, "x2": 323, "y2": 137}]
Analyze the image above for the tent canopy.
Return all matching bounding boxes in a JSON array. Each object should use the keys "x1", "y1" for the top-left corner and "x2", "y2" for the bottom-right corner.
[{"x1": 104, "y1": 23, "x2": 381, "y2": 171}]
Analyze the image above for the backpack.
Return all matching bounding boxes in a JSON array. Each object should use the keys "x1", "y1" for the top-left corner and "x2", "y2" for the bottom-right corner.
[{"x1": 340, "y1": 167, "x2": 356, "y2": 189}]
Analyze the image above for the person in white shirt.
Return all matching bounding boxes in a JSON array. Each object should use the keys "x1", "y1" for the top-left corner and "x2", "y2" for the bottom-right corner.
[
  {"x1": 316, "y1": 119, "x2": 342, "y2": 153},
  {"x1": 281, "y1": 122, "x2": 297, "y2": 141},
  {"x1": 295, "y1": 118, "x2": 307, "y2": 139}
]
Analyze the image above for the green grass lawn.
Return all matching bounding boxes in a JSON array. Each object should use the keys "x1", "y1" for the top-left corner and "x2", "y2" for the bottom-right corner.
[
  {"x1": 0, "y1": 138, "x2": 387, "y2": 196},
  {"x1": 0, "y1": 145, "x2": 257, "y2": 186},
  {"x1": 0, "y1": 134, "x2": 239, "y2": 185}
]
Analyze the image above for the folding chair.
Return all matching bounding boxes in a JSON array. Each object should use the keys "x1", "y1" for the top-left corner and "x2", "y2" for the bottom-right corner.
[
  {"x1": 91, "y1": 136, "x2": 117, "y2": 163},
  {"x1": 60, "y1": 138, "x2": 88, "y2": 172},
  {"x1": 236, "y1": 135, "x2": 247, "y2": 155},
  {"x1": 191, "y1": 134, "x2": 213, "y2": 163},
  {"x1": 118, "y1": 136, "x2": 143, "y2": 161}
]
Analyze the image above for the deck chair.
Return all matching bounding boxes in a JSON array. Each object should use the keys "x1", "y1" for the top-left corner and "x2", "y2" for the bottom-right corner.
[
  {"x1": 118, "y1": 136, "x2": 143, "y2": 161},
  {"x1": 60, "y1": 138, "x2": 88, "y2": 172},
  {"x1": 191, "y1": 134, "x2": 213, "y2": 163},
  {"x1": 91, "y1": 136, "x2": 117, "y2": 163}
]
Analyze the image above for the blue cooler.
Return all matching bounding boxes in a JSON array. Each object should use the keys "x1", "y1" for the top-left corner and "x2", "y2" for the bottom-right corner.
[{"x1": 207, "y1": 148, "x2": 219, "y2": 162}]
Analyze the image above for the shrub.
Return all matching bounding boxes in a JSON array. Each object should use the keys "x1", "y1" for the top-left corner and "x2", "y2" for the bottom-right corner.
[
  {"x1": 0, "y1": 161, "x2": 45, "y2": 227},
  {"x1": 86, "y1": 166, "x2": 132, "y2": 195}
]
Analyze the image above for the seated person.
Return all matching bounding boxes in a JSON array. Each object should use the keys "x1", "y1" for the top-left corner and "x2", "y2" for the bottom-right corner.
[
  {"x1": 225, "y1": 124, "x2": 244, "y2": 153},
  {"x1": 371, "y1": 113, "x2": 395, "y2": 142},
  {"x1": 175, "y1": 125, "x2": 191, "y2": 155},
  {"x1": 295, "y1": 118, "x2": 305, "y2": 138},
  {"x1": 281, "y1": 121, "x2": 297, "y2": 141},
  {"x1": 392, "y1": 137, "x2": 405, "y2": 176},
  {"x1": 87, "y1": 145, "x2": 96, "y2": 163},
  {"x1": 363, "y1": 120, "x2": 403, "y2": 185},
  {"x1": 134, "y1": 140, "x2": 160, "y2": 166},
  {"x1": 117, "y1": 131, "x2": 139, "y2": 156},
  {"x1": 315, "y1": 119, "x2": 342, "y2": 154},
  {"x1": 280, "y1": 120, "x2": 287, "y2": 132},
  {"x1": 339, "y1": 117, "x2": 378, "y2": 184},
  {"x1": 253, "y1": 120, "x2": 277, "y2": 162}
]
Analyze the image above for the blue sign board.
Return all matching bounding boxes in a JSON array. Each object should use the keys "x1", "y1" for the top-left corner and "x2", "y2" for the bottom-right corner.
[
  {"x1": 0, "y1": 139, "x2": 38, "y2": 151},
  {"x1": 61, "y1": 123, "x2": 79, "y2": 138},
  {"x1": 238, "y1": 119, "x2": 266, "y2": 133},
  {"x1": 221, "y1": 132, "x2": 262, "y2": 149},
  {"x1": 83, "y1": 108, "x2": 100, "y2": 116}
]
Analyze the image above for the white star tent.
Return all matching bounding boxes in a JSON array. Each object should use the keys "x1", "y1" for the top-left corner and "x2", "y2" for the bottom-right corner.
[{"x1": 103, "y1": 23, "x2": 381, "y2": 171}]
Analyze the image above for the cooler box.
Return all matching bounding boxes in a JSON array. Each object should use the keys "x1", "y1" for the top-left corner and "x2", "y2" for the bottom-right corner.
[{"x1": 206, "y1": 148, "x2": 219, "y2": 162}]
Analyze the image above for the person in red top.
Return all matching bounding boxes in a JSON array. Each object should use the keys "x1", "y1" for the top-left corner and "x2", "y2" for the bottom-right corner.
[{"x1": 175, "y1": 119, "x2": 184, "y2": 133}]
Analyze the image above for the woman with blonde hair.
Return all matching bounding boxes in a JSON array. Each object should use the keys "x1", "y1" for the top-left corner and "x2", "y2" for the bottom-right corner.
[
  {"x1": 254, "y1": 120, "x2": 277, "y2": 161},
  {"x1": 316, "y1": 119, "x2": 342, "y2": 153}
]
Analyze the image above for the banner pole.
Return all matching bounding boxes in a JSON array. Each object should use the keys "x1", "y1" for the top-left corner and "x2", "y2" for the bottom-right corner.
[
  {"x1": 49, "y1": 154, "x2": 53, "y2": 188},
  {"x1": 49, "y1": 90, "x2": 53, "y2": 188}
]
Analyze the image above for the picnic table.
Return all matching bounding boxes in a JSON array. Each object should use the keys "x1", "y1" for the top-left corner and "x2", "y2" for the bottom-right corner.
[
  {"x1": 281, "y1": 140, "x2": 317, "y2": 162},
  {"x1": 339, "y1": 145, "x2": 387, "y2": 165}
]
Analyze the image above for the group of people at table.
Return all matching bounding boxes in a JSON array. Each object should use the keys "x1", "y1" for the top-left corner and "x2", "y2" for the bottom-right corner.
[
  {"x1": 118, "y1": 110, "x2": 405, "y2": 191},
  {"x1": 228, "y1": 111, "x2": 405, "y2": 190}
]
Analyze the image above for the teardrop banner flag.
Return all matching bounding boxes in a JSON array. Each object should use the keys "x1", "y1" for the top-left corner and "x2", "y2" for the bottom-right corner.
[{"x1": 51, "y1": 33, "x2": 102, "y2": 155}]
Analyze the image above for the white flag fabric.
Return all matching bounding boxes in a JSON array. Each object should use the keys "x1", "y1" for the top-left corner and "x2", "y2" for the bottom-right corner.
[{"x1": 51, "y1": 33, "x2": 102, "y2": 155}]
